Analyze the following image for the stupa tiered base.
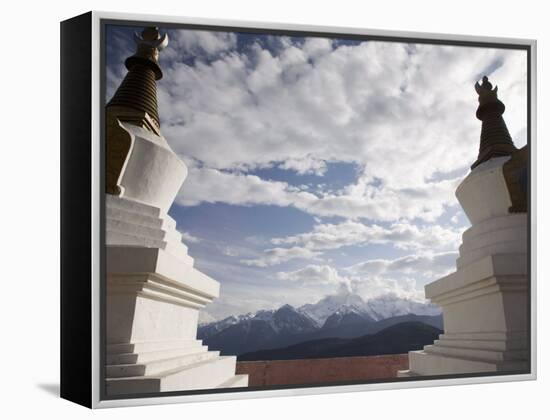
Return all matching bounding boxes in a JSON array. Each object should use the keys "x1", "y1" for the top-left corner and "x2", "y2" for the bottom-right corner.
[
  {"x1": 106, "y1": 340, "x2": 248, "y2": 395},
  {"x1": 105, "y1": 195, "x2": 248, "y2": 395},
  {"x1": 399, "y1": 157, "x2": 529, "y2": 377},
  {"x1": 398, "y1": 253, "x2": 528, "y2": 377}
]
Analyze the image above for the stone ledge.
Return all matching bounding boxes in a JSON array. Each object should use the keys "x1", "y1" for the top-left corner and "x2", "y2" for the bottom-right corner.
[
  {"x1": 431, "y1": 275, "x2": 526, "y2": 307},
  {"x1": 457, "y1": 241, "x2": 527, "y2": 268},
  {"x1": 107, "y1": 339, "x2": 203, "y2": 355},
  {"x1": 459, "y1": 226, "x2": 526, "y2": 254},
  {"x1": 439, "y1": 331, "x2": 527, "y2": 341},
  {"x1": 107, "y1": 246, "x2": 219, "y2": 299},
  {"x1": 434, "y1": 337, "x2": 527, "y2": 351},
  {"x1": 106, "y1": 194, "x2": 162, "y2": 218},
  {"x1": 106, "y1": 355, "x2": 243, "y2": 395},
  {"x1": 106, "y1": 344, "x2": 209, "y2": 365},
  {"x1": 406, "y1": 349, "x2": 528, "y2": 376},
  {"x1": 423, "y1": 344, "x2": 528, "y2": 363},
  {"x1": 108, "y1": 274, "x2": 216, "y2": 309},
  {"x1": 461, "y1": 214, "x2": 526, "y2": 242},
  {"x1": 106, "y1": 350, "x2": 220, "y2": 378},
  {"x1": 106, "y1": 194, "x2": 178, "y2": 230},
  {"x1": 425, "y1": 253, "x2": 527, "y2": 301}
]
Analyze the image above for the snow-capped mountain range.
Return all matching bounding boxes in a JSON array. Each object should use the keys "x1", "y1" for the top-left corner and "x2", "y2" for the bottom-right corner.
[
  {"x1": 197, "y1": 293, "x2": 442, "y2": 356},
  {"x1": 298, "y1": 293, "x2": 440, "y2": 325},
  {"x1": 201, "y1": 292, "x2": 440, "y2": 329},
  {"x1": 198, "y1": 304, "x2": 319, "y2": 340}
]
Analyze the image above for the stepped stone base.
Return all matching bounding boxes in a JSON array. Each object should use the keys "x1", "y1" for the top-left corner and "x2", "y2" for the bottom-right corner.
[
  {"x1": 398, "y1": 349, "x2": 528, "y2": 378},
  {"x1": 106, "y1": 195, "x2": 247, "y2": 395},
  {"x1": 399, "y1": 159, "x2": 529, "y2": 378},
  {"x1": 106, "y1": 339, "x2": 247, "y2": 395},
  {"x1": 398, "y1": 253, "x2": 528, "y2": 378}
]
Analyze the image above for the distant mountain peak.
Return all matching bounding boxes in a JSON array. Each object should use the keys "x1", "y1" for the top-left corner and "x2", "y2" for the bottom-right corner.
[
  {"x1": 252, "y1": 309, "x2": 275, "y2": 321},
  {"x1": 272, "y1": 303, "x2": 318, "y2": 334},
  {"x1": 322, "y1": 308, "x2": 373, "y2": 330},
  {"x1": 297, "y1": 292, "x2": 440, "y2": 325},
  {"x1": 197, "y1": 292, "x2": 442, "y2": 356},
  {"x1": 276, "y1": 304, "x2": 296, "y2": 312},
  {"x1": 333, "y1": 303, "x2": 364, "y2": 314}
]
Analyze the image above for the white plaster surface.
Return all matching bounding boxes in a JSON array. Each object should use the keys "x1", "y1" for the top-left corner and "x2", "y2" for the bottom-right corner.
[
  {"x1": 107, "y1": 247, "x2": 218, "y2": 298},
  {"x1": 106, "y1": 291, "x2": 201, "y2": 344},
  {"x1": 400, "y1": 157, "x2": 529, "y2": 378},
  {"x1": 456, "y1": 156, "x2": 512, "y2": 225},
  {"x1": 106, "y1": 356, "x2": 247, "y2": 396},
  {"x1": 117, "y1": 123, "x2": 188, "y2": 212},
  {"x1": 106, "y1": 180, "x2": 247, "y2": 395}
]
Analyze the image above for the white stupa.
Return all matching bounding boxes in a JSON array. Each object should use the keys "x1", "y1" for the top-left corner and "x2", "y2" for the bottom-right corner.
[
  {"x1": 104, "y1": 27, "x2": 247, "y2": 395},
  {"x1": 399, "y1": 77, "x2": 529, "y2": 377}
]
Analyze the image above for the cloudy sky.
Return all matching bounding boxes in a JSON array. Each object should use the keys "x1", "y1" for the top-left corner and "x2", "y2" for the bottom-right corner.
[{"x1": 106, "y1": 25, "x2": 527, "y2": 320}]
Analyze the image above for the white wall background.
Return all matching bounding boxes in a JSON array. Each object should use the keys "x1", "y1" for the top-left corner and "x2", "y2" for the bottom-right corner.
[{"x1": 1, "y1": 0, "x2": 547, "y2": 418}]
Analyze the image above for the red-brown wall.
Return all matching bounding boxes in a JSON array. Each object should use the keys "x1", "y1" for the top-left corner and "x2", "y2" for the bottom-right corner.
[{"x1": 236, "y1": 354, "x2": 409, "y2": 387}]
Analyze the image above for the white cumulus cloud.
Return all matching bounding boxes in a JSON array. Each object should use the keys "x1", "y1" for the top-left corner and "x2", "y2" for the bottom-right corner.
[
  {"x1": 276, "y1": 264, "x2": 344, "y2": 285},
  {"x1": 240, "y1": 246, "x2": 322, "y2": 267},
  {"x1": 271, "y1": 220, "x2": 463, "y2": 252}
]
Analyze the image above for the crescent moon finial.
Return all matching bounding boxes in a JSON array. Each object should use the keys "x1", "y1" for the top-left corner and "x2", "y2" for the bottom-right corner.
[
  {"x1": 157, "y1": 33, "x2": 169, "y2": 50},
  {"x1": 133, "y1": 28, "x2": 169, "y2": 50},
  {"x1": 475, "y1": 75, "x2": 498, "y2": 105},
  {"x1": 125, "y1": 27, "x2": 167, "y2": 80}
]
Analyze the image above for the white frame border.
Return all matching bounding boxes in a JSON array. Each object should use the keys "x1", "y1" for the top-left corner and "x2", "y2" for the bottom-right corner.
[{"x1": 90, "y1": 10, "x2": 537, "y2": 409}]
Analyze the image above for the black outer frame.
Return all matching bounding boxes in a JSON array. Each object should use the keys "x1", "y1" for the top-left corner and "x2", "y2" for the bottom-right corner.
[
  {"x1": 60, "y1": 11, "x2": 93, "y2": 408},
  {"x1": 60, "y1": 11, "x2": 535, "y2": 409}
]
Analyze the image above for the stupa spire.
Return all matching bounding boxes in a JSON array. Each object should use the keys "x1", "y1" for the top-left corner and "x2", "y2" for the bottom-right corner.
[
  {"x1": 106, "y1": 27, "x2": 168, "y2": 131},
  {"x1": 105, "y1": 27, "x2": 169, "y2": 195},
  {"x1": 471, "y1": 76, "x2": 516, "y2": 169},
  {"x1": 103, "y1": 25, "x2": 247, "y2": 395}
]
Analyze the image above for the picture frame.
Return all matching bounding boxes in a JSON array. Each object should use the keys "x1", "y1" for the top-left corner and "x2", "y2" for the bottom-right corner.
[{"x1": 60, "y1": 11, "x2": 537, "y2": 408}]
